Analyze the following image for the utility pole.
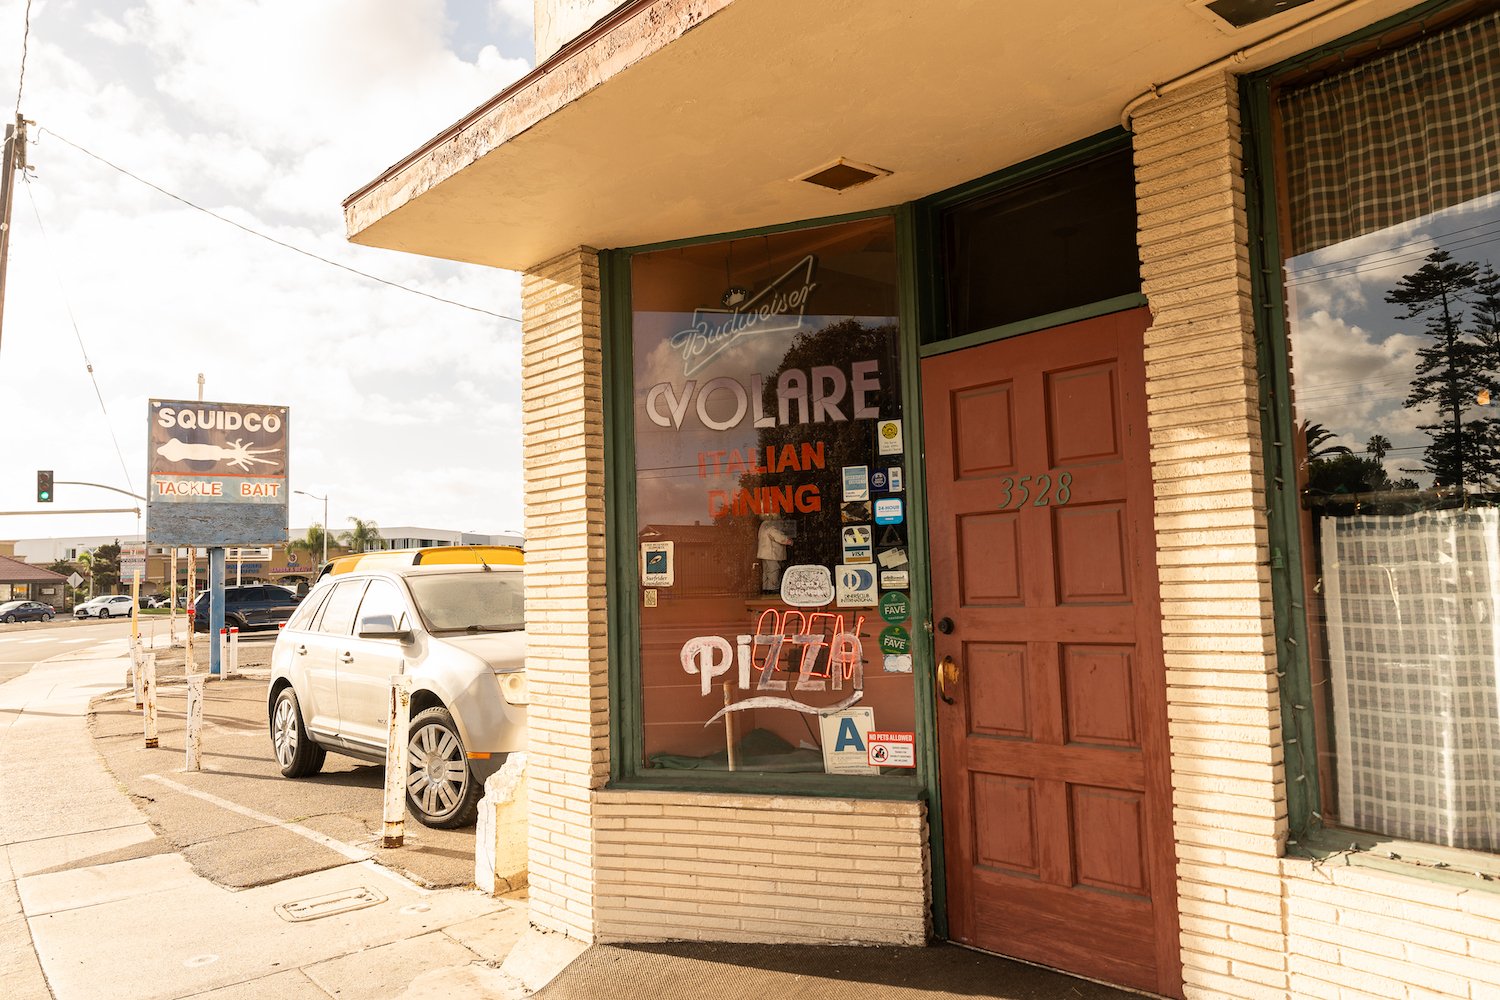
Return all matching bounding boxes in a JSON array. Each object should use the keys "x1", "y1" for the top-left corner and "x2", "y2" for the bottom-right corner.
[{"x1": 0, "y1": 114, "x2": 27, "y2": 358}]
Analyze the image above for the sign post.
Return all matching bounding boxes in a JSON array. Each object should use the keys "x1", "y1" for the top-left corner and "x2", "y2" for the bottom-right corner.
[
  {"x1": 146, "y1": 398, "x2": 289, "y2": 678},
  {"x1": 209, "y1": 547, "x2": 226, "y2": 676}
]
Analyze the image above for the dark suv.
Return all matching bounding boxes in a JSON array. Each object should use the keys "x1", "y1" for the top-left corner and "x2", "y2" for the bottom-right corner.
[{"x1": 194, "y1": 585, "x2": 301, "y2": 633}]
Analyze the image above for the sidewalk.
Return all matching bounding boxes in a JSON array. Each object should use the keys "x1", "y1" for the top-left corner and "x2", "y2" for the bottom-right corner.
[
  {"x1": 0, "y1": 639, "x2": 576, "y2": 1000},
  {"x1": 3, "y1": 634, "x2": 1148, "y2": 1000}
]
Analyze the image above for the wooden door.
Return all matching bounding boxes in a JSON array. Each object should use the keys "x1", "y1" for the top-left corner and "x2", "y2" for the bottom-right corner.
[{"x1": 923, "y1": 308, "x2": 1181, "y2": 998}]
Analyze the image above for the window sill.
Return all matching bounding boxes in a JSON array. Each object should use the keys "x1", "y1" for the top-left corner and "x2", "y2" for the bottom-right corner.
[
  {"x1": 1290, "y1": 828, "x2": 1500, "y2": 893},
  {"x1": 608, "y1": 768, "x2": 925, "y2": 801}
]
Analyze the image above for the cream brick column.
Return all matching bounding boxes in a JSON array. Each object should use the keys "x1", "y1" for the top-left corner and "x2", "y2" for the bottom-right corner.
[
  {"x1": 521, "y1": 246, "x2": 609, "y2": 941},
  {"x1": 1133, "y1": 74, "x2": 1292, "y2": 1000}
]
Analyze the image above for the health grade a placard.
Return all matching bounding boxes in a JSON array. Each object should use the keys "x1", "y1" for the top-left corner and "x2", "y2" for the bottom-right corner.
[{"x1": 867, "y1": 731, "x2": 916, "y2": 768}]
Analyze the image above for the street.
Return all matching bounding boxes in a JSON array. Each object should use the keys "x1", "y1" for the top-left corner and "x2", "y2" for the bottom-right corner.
[{"x1": 0, "y1": 618, "x2": 135, "y2": 684}]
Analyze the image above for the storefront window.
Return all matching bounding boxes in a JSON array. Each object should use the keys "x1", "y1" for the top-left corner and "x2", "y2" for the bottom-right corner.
[
  {"x1": 627, "y1": 216, "x2": 916, "y2": 776},
  {"x1": 1278, "y1": 11, "x2": 1500, "y2": 852}
]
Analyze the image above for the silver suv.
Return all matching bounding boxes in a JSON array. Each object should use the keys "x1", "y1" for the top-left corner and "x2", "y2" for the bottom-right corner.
[{"x1": 266, "y1": 564, "x2": 528, "y2": 828}]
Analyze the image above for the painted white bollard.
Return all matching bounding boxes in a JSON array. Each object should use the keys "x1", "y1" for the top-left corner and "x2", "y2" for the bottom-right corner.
[
  {"x1": 218, "y1": 628, "x2": 228, "y2": 680},
  {"x1": 382, "y1": 672, "x2": 414, "y2": 849},
  {"x1": 229, "y1": 627, "x2": 239, "y2": 676},
  {"x1": 185, "y1": 609, "x2": 196, "y2": 673},
  {"x1": 143, "y1": 652, "x2": 159, "y2": 749},
  {"x1": 185, "y1": 675, "x2": 204, "y2": 771},
  {"x1": 132, "y1": 641, "x2": 143, "y2": 709}
]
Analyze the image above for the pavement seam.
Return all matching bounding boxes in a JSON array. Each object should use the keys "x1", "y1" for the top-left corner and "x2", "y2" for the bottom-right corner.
[
  {"x1": 2, "y1": 820, "x2": 149, "y2": 849},
  {"x1": 141, "y1": 773, "x2": 373, "y2": 863}
]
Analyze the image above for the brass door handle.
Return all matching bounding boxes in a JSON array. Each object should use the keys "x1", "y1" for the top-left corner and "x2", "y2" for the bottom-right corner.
[{"x1": 937, "y1": 655, "x2": 960, "y2": 705}]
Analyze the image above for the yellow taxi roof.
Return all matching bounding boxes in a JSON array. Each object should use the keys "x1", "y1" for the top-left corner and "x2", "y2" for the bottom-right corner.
[{"x1": 318, "y1": 545, "x2": 524, "y2": 579}]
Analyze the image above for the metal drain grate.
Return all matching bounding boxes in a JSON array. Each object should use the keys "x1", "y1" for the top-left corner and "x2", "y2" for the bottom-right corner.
[{"x1": 275, "y1": 886, "x2": 387, "y2": 922}]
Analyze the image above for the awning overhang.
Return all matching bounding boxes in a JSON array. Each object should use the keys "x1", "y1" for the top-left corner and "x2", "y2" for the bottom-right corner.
[{"x1": 344, "y1": 0, "x2": 1426, "y2": 272}]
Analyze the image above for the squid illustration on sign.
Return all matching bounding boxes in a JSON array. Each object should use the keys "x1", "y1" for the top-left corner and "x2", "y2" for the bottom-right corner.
[
  {"x1": 155, "y1": 437, "x2": 280, "y2": 472},
  {"x1": 682, "y1": 608, "x2": 868, "y2": 726}
]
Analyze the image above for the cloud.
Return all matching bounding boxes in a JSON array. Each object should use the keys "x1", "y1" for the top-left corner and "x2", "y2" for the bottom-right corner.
[{"x1": 0, "y1": 0, "x2": 536, "y2": 543}]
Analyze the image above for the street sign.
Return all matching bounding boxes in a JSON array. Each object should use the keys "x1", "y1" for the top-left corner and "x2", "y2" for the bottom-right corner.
[
  {"x1": 121, "y1": 543, "x2": 147, "y2": 580},
  {"x1": 66, "y1": 572, "x2": 83, "y2": 588},
  {"x1": 146, "y1": 399, "x2": 290, "y2": 546}
]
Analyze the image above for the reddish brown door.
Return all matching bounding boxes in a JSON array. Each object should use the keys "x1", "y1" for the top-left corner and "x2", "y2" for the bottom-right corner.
[{"x1": 924, "y1": 308, "x2": 1181, "y2": 998}]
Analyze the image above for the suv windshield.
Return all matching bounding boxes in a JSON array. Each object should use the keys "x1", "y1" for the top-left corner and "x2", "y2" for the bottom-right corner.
[{"x1": 406, "y1": 572, "x2": 524, "y2": 633}]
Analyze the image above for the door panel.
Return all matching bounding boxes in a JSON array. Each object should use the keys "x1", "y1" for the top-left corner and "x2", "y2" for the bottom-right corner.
[{"x1": 924, "y1": 308, "x2": 1181, "y2": 998}]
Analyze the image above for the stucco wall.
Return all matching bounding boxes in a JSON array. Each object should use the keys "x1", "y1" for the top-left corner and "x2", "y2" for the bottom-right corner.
[{"x1": 534, "y1": 0, "x2": 631, "y2": 62}]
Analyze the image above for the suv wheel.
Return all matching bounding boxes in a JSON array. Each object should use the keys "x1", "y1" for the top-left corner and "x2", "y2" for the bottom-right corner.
[
  {"x1": 406, "y1": 706, "x2": 480, "y2": 829},
  {"x1": 270, "y1": 687, "x2": 325, "y2": 778},
  {"x1": 98, "y1": 608, "x2": 112, "y2": 619},
  {"x1": 2, "y1": 614, "x2": 13, "y2": 623}
]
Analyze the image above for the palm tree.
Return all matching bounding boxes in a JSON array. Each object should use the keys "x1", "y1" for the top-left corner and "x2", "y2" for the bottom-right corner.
[
  {"x1": 76, "y1": 550, "x2": 94, "y2": 598},
  {"x1": 340, "y1": 517, "x2": 383, "y2": 554},
  {"x1": 286, "y1": 523, "x2": 332, "y2": 566},
  {"x1": 1366, "y1": 434, "x2": 1392, "y2": 462},
  {"x1": 1301, "y1": 421, "x2": 1353, "y2": 461}
]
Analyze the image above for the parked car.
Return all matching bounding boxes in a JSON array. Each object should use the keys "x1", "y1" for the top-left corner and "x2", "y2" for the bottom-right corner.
[
  {"x1": 0, "y1": 600, "x2": 55, "y2": 623},
  {"x1": 267, "y1": 564, "x2": 528, "y2": 828},
  {"x1": 75, "y1": 595, "x2": 135, "y2": 619},
  {"x1": 193, "y1": 585, "x2": 301, "y2": 632}
]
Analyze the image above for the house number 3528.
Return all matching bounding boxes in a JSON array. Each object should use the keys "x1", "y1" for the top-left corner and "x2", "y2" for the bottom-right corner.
[{"x1": 997, "y1": 471, "x2": 1073, "y2": 509}]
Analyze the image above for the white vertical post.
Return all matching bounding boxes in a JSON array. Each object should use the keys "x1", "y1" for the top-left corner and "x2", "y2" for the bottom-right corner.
[
  {"x1": 229, "y1": 627, "x2": 239, "y2": 675},
  {"x1": 131, "y1": 642, "x2": 142, "y2": 709},
  {"x1": 130, "y1": 568, "x2": 140, "y2": 646},
  {"x1": 142, "y1": 652, "x2": 158, "y2": 749},
  {"x1": 184, "y1": 674, "x2": 204, "y2": 771},
  {"x1": 218, "y1": 628, "x2": 228, "y2": 680},
  {"x1": 382, "y1": 671, "x2": 413, "y2": 848},
  {"x1": 185, "y1": 551, "x2": 196, "y2": 672},
  {"x1": 169, "y1": 548, "x2": 177, "y2": 644}
]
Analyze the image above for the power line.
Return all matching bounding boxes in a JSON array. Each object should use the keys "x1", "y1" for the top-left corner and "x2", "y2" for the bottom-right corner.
[
  {"x1": 36, "y1": 127, "x2": 521, "y2": 324},
  {"x1": 1287, "y1": 215, "x2": 1500, "y2": 279},
  {"x1": 13, "y1": 0, "x2": 31, "y2": 118},
  {"x1": 22, "y1": 174, "x2": 137, "y2": 497},
  {"x1": 1287, "y1": 230, "x2": 1500, "y2": 288}
]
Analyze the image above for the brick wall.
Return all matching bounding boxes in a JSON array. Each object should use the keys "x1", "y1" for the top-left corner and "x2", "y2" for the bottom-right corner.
[
  {"x1": 1283, "y1": 860, "x2": 1500, "y2": 999},
  {"x1": 593, "y1": 790, "x2": 928, "y2": 945},
  {"x1": 1133, "y1": 73, "x2": 1292, "y2": 999},
  {"x1": 521, "y1": 246, "x2": 611, "y2": 941},
  {"x1": 1133, "y1": 71, "x2": 1500, "y2": 1000}
]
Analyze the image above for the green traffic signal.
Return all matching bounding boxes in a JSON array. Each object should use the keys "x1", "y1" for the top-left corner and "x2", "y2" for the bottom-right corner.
[{"x1": 36, "y1": 470, "x2": 53, "y2": 503}]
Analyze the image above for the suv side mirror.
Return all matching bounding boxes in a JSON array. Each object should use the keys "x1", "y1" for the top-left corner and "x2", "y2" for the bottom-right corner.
[{"x1": 357, "y1": 613, "x2": 412, "y2": 642}]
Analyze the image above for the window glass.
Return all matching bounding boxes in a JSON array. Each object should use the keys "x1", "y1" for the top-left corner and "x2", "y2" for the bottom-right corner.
[
  {"x1": 286, "y1": 586, "x2": 329, "y2": 631},
  {"x1": 629, "y1": 216, "x2": 915, "y2": 776},
  {"x1": 355, "y1": 580, "x2": 410, "y2": 632},
  {"x1": 941, "y1": 147, "x2": 1139, "y2": 338},
  {"x1": 315, "y1": 579, "x2": 366, "y2": 636},
  {"x1": 1278, "y1": 13, "x2": 1500, "y2": 853},
  {"x1": 406, "y1": 571, "x2": 523, "y2": 632}
]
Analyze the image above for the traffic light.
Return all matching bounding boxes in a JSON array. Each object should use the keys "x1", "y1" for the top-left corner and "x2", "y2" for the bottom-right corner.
[{"x1": 36, "y1": 470, "x2": 52, "y2": 503}]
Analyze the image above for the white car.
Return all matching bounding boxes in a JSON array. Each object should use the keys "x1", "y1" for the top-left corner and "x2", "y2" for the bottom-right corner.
[
  {"x1": 267, "y1": 564, "x2": 528, "y2": 829},
  {"x1": 75, "y1": 595, "x2": 135, "y2": 619}
]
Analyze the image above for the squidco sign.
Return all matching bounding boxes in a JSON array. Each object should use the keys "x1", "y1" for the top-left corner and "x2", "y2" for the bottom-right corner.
[{"x1": 146, "y1": 398, "x2": 290, "y2": 547}]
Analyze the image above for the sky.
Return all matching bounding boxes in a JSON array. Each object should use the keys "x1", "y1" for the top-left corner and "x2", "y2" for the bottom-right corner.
[
  {"x1": 0, "y1": 0, "x2": 537, "y2": 546},
  {"x1": 1286, "y1": 190, "x2": 1500, "y2": 488}
]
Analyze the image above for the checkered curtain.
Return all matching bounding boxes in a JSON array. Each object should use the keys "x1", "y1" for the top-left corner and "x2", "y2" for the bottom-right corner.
[
  {"x1": 1278, "y1": 11, "x2": 1500, "y2": 258},
  {"x1": 1321, "y1": 510, "x2": 1500, "y2": 851}
]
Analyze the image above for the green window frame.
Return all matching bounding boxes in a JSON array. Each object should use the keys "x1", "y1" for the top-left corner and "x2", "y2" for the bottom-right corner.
[
  {"x1": 1246, "y1": 0, "x2": 1500, "y2": 881},
  {"x1": 600, "y1": 207, "x2": 940, "y2": 802}
]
